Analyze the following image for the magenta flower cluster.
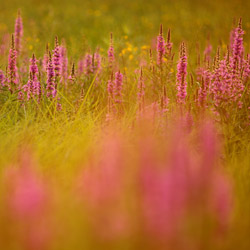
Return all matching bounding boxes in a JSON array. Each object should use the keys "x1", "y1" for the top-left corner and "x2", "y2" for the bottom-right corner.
[{"x1": 176, "y1": 42, "x2": 187, "y2": 104}]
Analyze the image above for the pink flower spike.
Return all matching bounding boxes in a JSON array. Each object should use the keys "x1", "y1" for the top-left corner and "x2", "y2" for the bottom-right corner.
[
  {"x1": 46, "y1": 51, "x2": 56, "y2": 98},
  {"x1": 53, "y1": 36, "x2": 62, "y2": 80},
  {"x1": 114, "y1": 71, "x2": 123, "y2": 104},
  {"x1": 8, "y1": 35, "x2": 19, "y2": 92},
  {"x1": 157, "y1": 24, "x2": 166, "y2": 65},
  {"x1": 60, "y1": 42, "x2": 68, "y2": 82},
  {"x1": 84, "y1": 53, "x2": 93, "y2": 75},
  {"x1": 232, "y1": 18, "x2": 244, "y2": 74},
  {"x1": 42, "y1": 44, "x2": 49, "y2": 72},
  {"x1": 165, "y1": 28, "x2": 173, "y2": 57},
  {"x1": 14, "y1": 10, "x2": 23, "y2": 54},
  {"x1": 108, "y1": 33, "x2": 115, "y2": 68},
  {"x1": 176, "y1": 42, "x2": 188, "y2": 104}
]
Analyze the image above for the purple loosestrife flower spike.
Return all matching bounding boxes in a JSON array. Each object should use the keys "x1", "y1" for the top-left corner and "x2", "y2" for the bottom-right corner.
[
  {"x1": 176, "y1": 42, "x2": 188, "y2": 104},
  {"x1": 35, "y1": 72, "x2": 42, "y2": 101},
  {"x1": 23, "y1": 54, "x2": 39, "y2": 101},
  {"x1": 30, "y1": 54, "x2": 41, "y2": 99},
  {"x1": 210, "y1": 48, "x2": 223, "y2": 107},
  {"x1": 23, "y1": 72, "x2": 32, "y2": 101},
  {"x1": 78, "y1": 59, "x2": 84, "y2": 76},
  {"x1": 198, "y1": 70, "x2": 211, "y2": 107},
  {"x1": 84, "y1": 53, "x2": 93, "y2": 75},
  {"x1": 157, "y1": 24, "x2": 166, "y2": 65},
  {"x1": 43, "y1": 44, "x2": 49, "y2": 72},
  {"x1": 106, "y1": 72, "x2": 114, "y2": 120},
  {"x1": 14, "y1": 10, "x2": 23, "y2": 54},
  {"x1": 8, "y1": 35, "x2": 18, "y2": 92},
  {"x1": 30, "y1": 54, "x2": 39, "y2": 77},
  {"x1": 204, "y1": 42, "x2": 212, "y2": 63},
  {"x1": 114, "y1": 71, "x2": 123, "y2": 104},
  {"x1": 108, "y1": 33, "x2": 115, "y2": 69},
  {"x1": 232, "y1": 18, "x2": 244, "y2": 74},
  {"x1": 229, "y1": 21, "x2": 236, "y2": 53},
  {"x1": 165, "y1": 28, "x2": 173, "y2": 57},
  {"x1": 60, "y1": 43, "x2": 68, "y2": 82},
  {"x1": 46, "y1": 51, "x2": 56, "y2": 98},
  {"x1": 53, "y1": 36, "x2": 61, "y2": 80},
  {"x1": 243, "y1": 54, "x2": 250, "y2": 82},
  {"x1": 107, "y1": 72, "x2": 114, "y2": 100},
  {"x1": 94, "y1": 48, "x2": 102, "y2": 73}
]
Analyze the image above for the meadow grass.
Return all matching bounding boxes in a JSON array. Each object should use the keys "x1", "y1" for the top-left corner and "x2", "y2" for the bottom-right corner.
[{"x1": 0, "y1": 0, "x2": 250, "y2": 249}]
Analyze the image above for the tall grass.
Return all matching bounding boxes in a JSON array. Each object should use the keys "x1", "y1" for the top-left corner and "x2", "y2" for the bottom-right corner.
[{"x1": 0, "y1": 2, "x2": 250, "y2": 249}]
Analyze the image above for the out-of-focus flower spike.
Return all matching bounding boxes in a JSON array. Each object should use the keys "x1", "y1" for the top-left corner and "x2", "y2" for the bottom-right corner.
[
  {"x1": 137, "y1": 67, "x2": 145, "y2": 114},
  {"x1": 4, "y1": 149, "x2": 52, "y2": 250},
  {"x1": 23, "y1": 72, "x2": 32, "y2": 101},
  {"x1": 149, "y1": 48, "x2": 153, "y2": 71},
  {"x1": 43, "y1": 43, "x2": 49, "y2": 72},
  {"x1": 60, "y1": 40, "x2": 68, "y2": 82},
  {"x1": 94, "y1": 47, "x2": 102, "y2": 73},
  {"x1": 114, "y1": 71, "x2": 123, "y2": 104},
  {"x1": 68, "y1": 63, "x2": 76, "y2": 82},
  {"x1": 108, "y1": 32, "x2": 115, "y2": 69},
  {"x1": 14, "y1": 10, "x2": 23, "y2": 54},
  {"x1": 166, "y1": 28, "x2": 173, "y2": 57},
  {"x1": 204, "y1": 35, "x2": 212, "y2": 63},
  {"x1": 160, "y1": 85, "x2": 169, "y2": 114},
  {"x1": 84, "y1": 52, "x2": 93, "y2": 75},
  {"x1": 213, "y1": 47, "x2": 220, "y2": 70},
  {"x1": 157, "y1": 24, "x2": 166, "y2": 65},
  {"x1": 107, "y1": 71, "x2": 114, "y2": 100},
  {"x1": 0, "y1": 70, "x2": 6, "y2": 87}
]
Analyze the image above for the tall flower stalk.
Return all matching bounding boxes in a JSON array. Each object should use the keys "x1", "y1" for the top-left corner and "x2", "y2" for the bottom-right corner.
[
  {"x1": 43, "y1": 44, "x2": 49, "y2": 72},
  {"x1": 60, "y1": 42, "x2": 68, "y2": 82},
  {"x1": 53, "y1": 37, "x2": 61, "y2": 80},
  {"x1": 8, "y1": 35, "x2": 18, "y2": 92},
  {"x1": 137, "y1": 67, "x2": 145, "y2": 113},
  {"x1": 165, "y1": 28, "x2": 172, "y2": 58},
  {"x1": 46, "y1": 51, "x2": 56, "y2": 98},
  {"x1": 108, "y1": 33, "x2": 115, "y2": 69},
  {"x1": 14, "y1": 10, "x2": 23, "y2": 55},
  {"x1": 176, "y1": 42, "x2": 187, "y2": 104},
  {"x1": 232, "y1": 18, "x2": 244, "y2": 75},
  {"x1": 23, "y1": 54, "x2": 41, "y2": 101},
  {"x1": 84, "y1": 53, "x2": 93, "y2": 75},
  {"x1": 114, "y1": 71, "x2": 123, "y2": 104},
  {"x1": 23, "y1": 72, "x2": 32, "y2": 101},
  {"x1": 68, "y1": 63, "x2": 76, "y2": 83},
  {"x1": 157, "y1": 24, "x2": 165, "y2": 66}
]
